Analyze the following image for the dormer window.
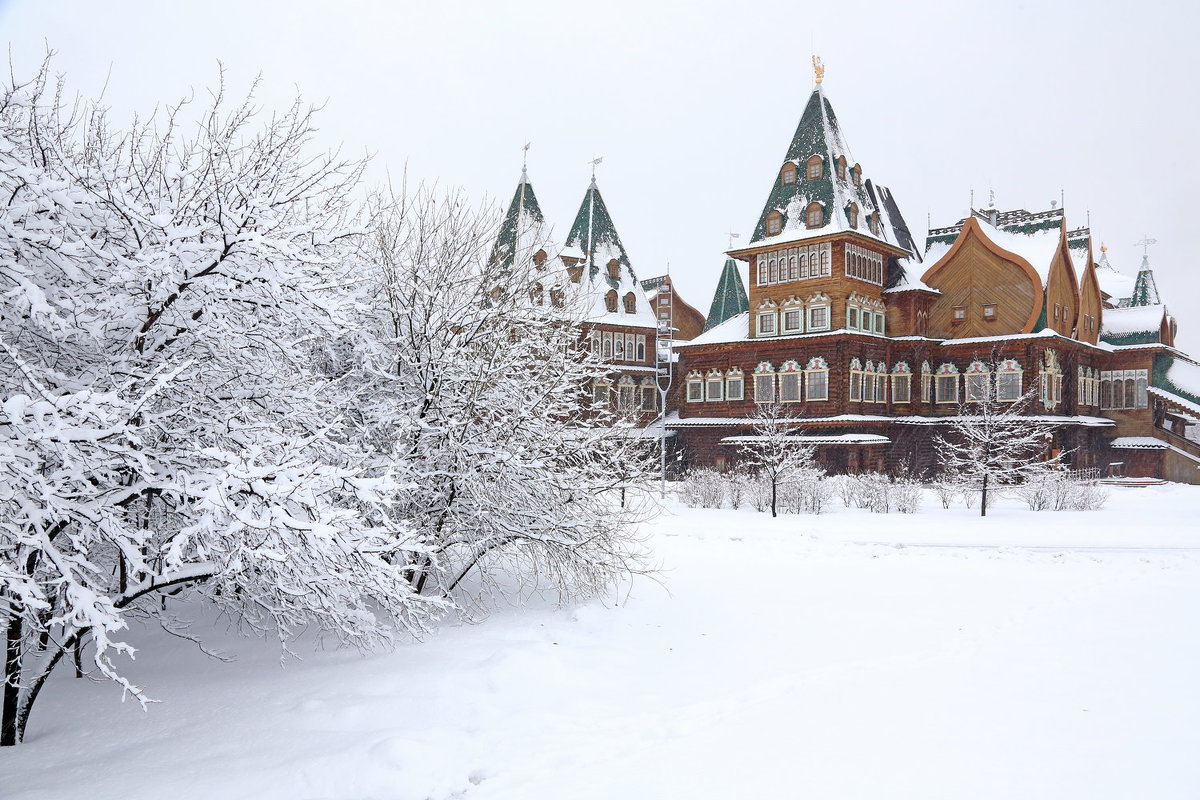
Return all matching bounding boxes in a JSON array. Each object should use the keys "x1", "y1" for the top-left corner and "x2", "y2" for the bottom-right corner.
[
  {"x1": 867, "y1": 213, "x2": 881, "y2": 235},
  {"x1": 805, "y1": 202, "x2": 823, "y2": 229},
  {"x1": 851, "y1": 163, "x2": 862, "y2": 186},
  {"x1": 533, "y1": 249, "x2": 548, "y2": 269},
  {"x1": 846, "y1": 203, "x2": 859, "y2": 229},
  {"x1": 836, "y1": 156, "x2": 847, "y2": 181},
  {"x1": 605, "y1": 289, "x2": 618, "y2": 313},
  {"x1": 607, "y1": 259, "x2": 621, "y2": 280},
  {"x1": 780, "y1": 162, "x2": 797, "y2": 186},
  {"x1": 766, "y1": 211, "x2": 783, "y2": 236},
  {"x1": 623, "y1": 292, "x2": 636, "y2": 314},
  {"x1": 806, "y1": 155, "x2": 823, "y2": 180}
]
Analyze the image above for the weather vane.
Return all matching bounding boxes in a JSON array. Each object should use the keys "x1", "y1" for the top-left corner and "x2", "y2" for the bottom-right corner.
[
  {"x1": 812, "y1": 55, "x2": 824, "y2": 85},
  {"x1": 522, "y1": 142, "x2": 530, "y2": 170},
  {"x1": 1136, "y1": 235, "x2": 1157, "y2": 256},
  {"x1": 589, "y1": 156, "x2": 603, "y2": 179},
  {"x1": 728, "y1": 231, "x2": 741, "y2": 249}
]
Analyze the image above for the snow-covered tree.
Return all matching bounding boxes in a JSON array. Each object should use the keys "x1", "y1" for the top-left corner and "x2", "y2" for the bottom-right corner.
[
  {"x1": 348, "y1": 184, "x2": 653, "y2": 610},
  {"x1": 738, "y1": 403, "x2": 822, "y2": 518},
  {"x1": 1, "y1": 61, "x2": 439, "y2": 746},
  {"x1": 934, "y1": 365, "x2": 1064, "y2": 517}
]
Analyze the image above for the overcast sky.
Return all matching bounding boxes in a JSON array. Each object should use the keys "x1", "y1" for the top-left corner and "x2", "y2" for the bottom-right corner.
[{"x1": 4, "y1": 0, "x2": 1198, "y2": 352}]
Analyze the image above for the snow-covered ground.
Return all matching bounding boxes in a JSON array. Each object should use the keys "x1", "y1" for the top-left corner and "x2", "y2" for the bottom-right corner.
[{"x1": 5, "y1": 484, "x2": 1199, "y2": 799}]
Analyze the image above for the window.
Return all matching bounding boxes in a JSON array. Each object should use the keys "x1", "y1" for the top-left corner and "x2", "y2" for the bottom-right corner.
[
  {"x1": 530, "y1": 283, "x2": 544, "y2": 305},
  {"x1": 625, "y1": 333, "x2": 635, "y2": 361},
  {"x1": 636, "y1": 335, "x2": 646, "y2": 361},
  {"x1": 614, "y1": 335, "x2": 625, "y2": 360},
  {"x1": 766, "y1": 211, "x2": 783, "y2": 236},
  {"x1": 836, "y1": 156, "x2": 847, "y2": 181},
  {"x1": 935, "y1": 364, "x2": 959, "y2": 404},
  {"x1": 780, "y1": 162, "x2": 797, "y2": 186},
  {"x1": 844, "y1": 243, "x2": 884, "y2": 285},
  {"x1": 617, "y1": 378, "x2": 637, "y2": 415},
  {"x1": 605, "y1": 290, "x2": 618, "y2": 313},
  {"x1": 686, "y1": 372, "x2": 704, "y2": 402},
  {"x1": 849, "y1": 359, "x2": 863, "y2": 402},
  {"x1": 640, "y1": 380, "x2": 657, "y2": 412},
  {"x1": 533, "y1": 250, "x2": 548, "y2": 269},
  {"x1": 607, "y1": 259, "x2": 621, "y2": 280},
  {"x1": 602, "y1": 331, "x2": 613, "y2": 360},
  {"x1": 550, "y1": 287, "x2": 564, "y2": 308},
  {"x1": 953, "y1": 307, "x2": 966, "y2": 322},
  {"x1": 706, "y1": 370, "x2": 724, "y2": 401},
  {"x1": 997, "y1": 360, "x2": 1023, "y2": 401},
  {"x1": 873, "y1": 365, "x2": 888, "y2": 404},
  {"x1": 848, "y1": 306, "x2": 860, "y2": 330},
  {"x1": 1054, "y1": 304, "x2": 1061, "y2": 321},
  {"x1": 921, "y1": 361, "x2": 933, "y2": 403},
  {"x1": 623, "y1": 292, "x2": 636, "y2": 314},
  {"x1": 590, "y1": 329, "x2": 601, "y2": 353},
  {"x1": 965, "y1": 361, "x2": 989, "y2": 402},
  {"x1": 983, "y1": 303, "x2": 997, "y2": 320},
  {"x1": 868, "y1": 213, "x2": 881, "y2": 235},
  {"x1": 805, "y1": 357, "x2": 829, "y2": 401},
  {"x1": 754, "y1": 362, "x2": 775, "y2": 404},
  {"x1": 805, "y1": 202, "x2": 824, "y2": 229},
  {"x1": 846, "y1": 202, "x2": 859, "y2": 228},
  {"x1": 874, "y1": 312, "x2": 885, "y2": 335},
  {"x1": 593, "y1": 380, "x2": 610, "y2": 407},
  {"x1": 808, "y1": 302, "x2": 830, "y2": 331},
  {"x1": 782, "y1": 306, "x2": 804, "y2": 334},
  {"x1": 861, "y1": 361, "x2": 875, "y2": 402},
  {"x1": 1100, "y1": 369, "x2": 1149, "y2": 410},
  {"x1": 726, "y1": 369, "x2": 745, "y2": 401},
  {"x1": 779, "y1": 360, "x2": 802, "y2": 402},
  {"x1": 1040, "y1": 349, "x2": 1062, "y2": 410},
  {"x1": 851, "y1": 163, "x2": 862, "y2": 186},
  {"x1": 892, "y1": 373, "x2": 911, "y2": 403},
  {"x1": 756, "y1": 310, "x2": 777, "y2": 336},
  {"x1": 806, "y1": 155, "x2": 822, "y2": 179}
]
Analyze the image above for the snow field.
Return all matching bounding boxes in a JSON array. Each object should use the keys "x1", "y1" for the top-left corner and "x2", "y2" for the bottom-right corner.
[{"x1": 3, "y1": 483, "x2": 1199, "y2": 799}]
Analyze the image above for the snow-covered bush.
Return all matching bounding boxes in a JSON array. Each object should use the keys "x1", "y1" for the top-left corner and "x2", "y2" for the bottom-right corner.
[
  {"x1": 832, "y1": 475, "x2": 857, "y2": 508},
  {"x1": 679, "y1": 470, "x2": 727, "y2": 509},
  {"x1": 777, "y1": 469, "x2": 830, "y2": 515},
  {"x1": 891, "y1": 477, "x2": 923, "y2": 514},
  {"x1": 726, "y1": 470, "x2": 751, "y2": 509},
  {"x1": 1016, "y1": 473, "x2": 1109, "y2": 512},
  {"x1": 932, "y1": 481, "x2": 959, "y2": 510}
]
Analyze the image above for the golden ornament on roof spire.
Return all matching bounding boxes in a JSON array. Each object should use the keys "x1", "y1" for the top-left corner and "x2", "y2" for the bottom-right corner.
[{"x1": 812, "y1": 55, "x2": 824, "y2": 85}]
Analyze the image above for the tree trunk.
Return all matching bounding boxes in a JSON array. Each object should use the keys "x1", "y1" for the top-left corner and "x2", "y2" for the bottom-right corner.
[
  {"x1": 771, "y1": 477, "x2": 778, "y2": 518},
  {"x1": 2, "y1": 609, "x2": 21, "y2": 747},
  {"x1": 981, "y1": 472, "x2": 989, "y2": 517}
]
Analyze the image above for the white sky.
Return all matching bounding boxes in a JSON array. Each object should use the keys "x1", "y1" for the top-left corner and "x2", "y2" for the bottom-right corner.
[{"x1": 4, "y1": 0, "x2": 1198, "y2": 352}]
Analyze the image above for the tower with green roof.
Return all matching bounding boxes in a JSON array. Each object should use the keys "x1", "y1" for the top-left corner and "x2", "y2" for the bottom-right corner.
[
  {"x1": 703, "y1": 258, "x2": 748, "y2": 332},
  {"x1": 1129, "y1": 253, "x2": 1162, "y2": 307},
  {"x1": 565, "y1": 176, "x2": 635, "y2": 285},
  {"x1": 489, "y1": 165, "x2": 548, "y2": 271}
]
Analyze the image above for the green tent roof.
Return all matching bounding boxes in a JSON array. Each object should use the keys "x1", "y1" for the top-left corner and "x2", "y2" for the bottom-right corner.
[{"x1": 704, "y1": 258, "x2": 748, "y2": 332}]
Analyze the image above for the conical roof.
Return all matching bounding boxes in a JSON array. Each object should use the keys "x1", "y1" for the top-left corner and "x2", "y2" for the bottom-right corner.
[
  {"x1": 749, "y1": 86, "x2": 909, "y2": 253},
  {"x1": 704, "y1": 258, "x2": 748, "y2": 332},
  {"x1": 489, "y1": 167, "x2": 548, "y2": 271},
  {"x1": 1130, "y1": 254, "x2": 1162, "y2": 307},
  {"x1": 565, "y1": 177, "x2": 634, "y2": 283}
]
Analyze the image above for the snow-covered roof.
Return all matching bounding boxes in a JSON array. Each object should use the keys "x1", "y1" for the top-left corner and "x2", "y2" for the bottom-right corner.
[
  {"x1": 720, "y1": 433, "x2": 890, "y2": 446},
  {"x1": 745, "y1": 87, "x2": 918, "y2": 261},
  {"x1": 1093, "y1": 250, "x2": 1136, "y2": 305},
  {"x1": 974, "y1": 221, "x2": 1062, "y2": 283},
  {"x1": 678, "y1": 312, "x2": 749, "y2": 347},
  {"x1": 1100, "y1": 304, "x2": 1164, "y2": 344},
  {"x1": 1108, "y1": 437, "x2": 1168, "y2": 449},
  {"x1": 893, "y1": 415, "x2": 1114, "y2": 427}
]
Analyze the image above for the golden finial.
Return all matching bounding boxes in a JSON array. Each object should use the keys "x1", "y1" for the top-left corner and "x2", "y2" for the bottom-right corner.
[
  {"x1": 1101, "y1": 242, "x2": 1107, "y2": 253},
  {"x1": 812, "y1": 55, "x2": 825, "y2": 85}
]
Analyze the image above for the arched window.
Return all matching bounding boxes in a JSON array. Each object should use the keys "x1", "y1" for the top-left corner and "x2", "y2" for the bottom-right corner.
[
  {"x1": 805, "y1": 202, "x2": 824, "y2": 229},
  {"x1": 868, "y1": 213, "x2": 881, "y2": 235},
  {"x1": 623, "y1": 292, "x2": 636, "y2": 314},
  {"x1": 780, "y1": 162, "x2": 797, "y2": 186},
  {"x1": 607, "y1": 259, "x2": 621, "y2": 280},
  {"x1": 846, "y1": 202, "x2": 859, "y2": 229},
  {"x1": 754, "y1": 362, "x2": 776, "y2": 404},
  {"x1": 921, "y1": 361, "x2": 933, "y2": 403},
  {"x1": 533, "y1": 249, "x2": 548, "y2": 269},
  {"x1": 604, "y1": 289, "x2": 618, "y2": 313},
  {"x1": 806, "y1": 155, "x2": 823, "y2": 180},
  {"x1": 766, "y1": 210, "x2": 784, "y2": 236},
  {"x1": 805, "y1": 357, "x2": 829, "y2": 401},
  {"x1": 851, "y1": 163, "x2": 862, "y2": 186},
  {"x1": 836, "y1": 156, "x2": 847, "y2": 181}
]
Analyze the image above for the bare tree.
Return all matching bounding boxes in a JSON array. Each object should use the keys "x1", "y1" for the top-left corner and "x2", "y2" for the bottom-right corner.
[
  {"x1": 935, "y1": 364, "x2": 1064, "y2": 517},
  {"x1": 738, "y1": 403, "x2": 821, "y2": 518},
  {"x1": 349, "y1": 184, "x2": 654, "y2": 610}
]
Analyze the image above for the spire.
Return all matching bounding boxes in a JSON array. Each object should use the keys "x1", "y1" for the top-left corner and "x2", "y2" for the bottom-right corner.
[
  {"x1": 748, "y1": 82, "x2": 896, "y2": 249},
  {"x1": 490, "y1": 165, "x2": 546, "y2": 271},
  {"x1": 1130, "y1": 253, "x2": 1162, "y2": 306},
  {"x1": 565, "y1": 178, "x2": 633, "y2": 283},
  {"x1": 703, "y1": 257, "x2": 749, "y2": 332}
]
